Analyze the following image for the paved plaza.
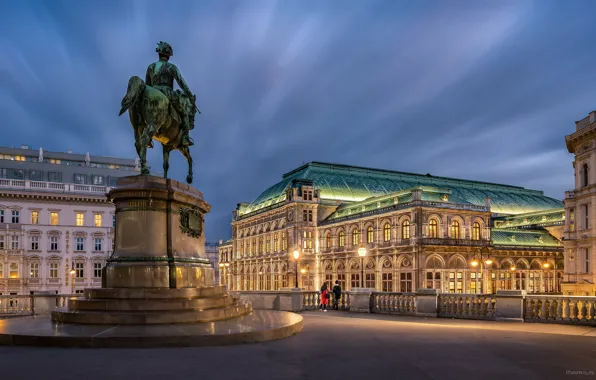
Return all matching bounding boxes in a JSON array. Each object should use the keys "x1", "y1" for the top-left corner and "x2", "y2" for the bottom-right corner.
[{"x1": 1, "y1": 312, "x2": 595, "y2": 380}]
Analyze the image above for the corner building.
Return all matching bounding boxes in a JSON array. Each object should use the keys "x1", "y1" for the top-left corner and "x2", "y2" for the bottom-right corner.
[
  {"x1": 0, "y1": 145, "x2": 139, "y2": 295},
  {"x1": 220, "y1": 162, "x2": 564, "y2": 294}
]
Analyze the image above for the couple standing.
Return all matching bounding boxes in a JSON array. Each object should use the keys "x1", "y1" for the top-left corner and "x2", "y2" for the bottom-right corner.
[{"x1": 319, "y1": 280, "x2": 342, "y2": 311}]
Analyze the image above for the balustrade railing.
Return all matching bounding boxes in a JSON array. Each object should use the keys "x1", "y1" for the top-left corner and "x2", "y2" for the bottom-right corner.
[
  {"x1": 0, "y1": 294, "x2": 77, "y2": 317},
  {"x1": 438, "y1": 293, "x2": 496, "y2": 319},
  {"x1": 302, "y1": 291, "x2": 350, "y2": 310},
  {"x1": 372, "y1": 292, "x2": 416, "y2": 315},
  {"x1": 525, "y1": 295, "x2": 596, "y2": 324},
  {"x1": 0, "y1": 179, "x2": 111, "y2": 194}
]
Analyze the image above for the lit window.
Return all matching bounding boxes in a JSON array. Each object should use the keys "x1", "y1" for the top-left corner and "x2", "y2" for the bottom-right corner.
[
  {"x1": 326, "y1": 233, "x2": 332, "y2": 249},
  {"x1": 49, "y1": 263, "x2": 58, "y2": 278},
  {"x1": 402, "y1": 221, "x2": 410, "y2": 240},
  {"x1": 76, "y1": 213, "x2": 84, "y2": 226},
  {"x1": 384, "y1": 223, "x2": 391, "y2": 242},
  {"x1": 94, "y1": 214, "x2": 102, "y2": 227},
  {"x1": 50, "y1": 212, "x2": 59, "y2": 225},
  {"x1": 450, "y1": 220, "x2": 460, "y2": 239},
  {"x1": 472, "y1": 222, "x2": 481, "y2": 240},
  {"x1": 9, "y1": 263, "x2": 18, "y2": 278},
  {"x1": 265, "y1": 236, "x2": 270, "y2": 253},
  {"x1": 273, "y1": 234, "x2": 279, "y2": 251},
  {"x1": 367, "y1": 226, "x2": 374, "y2": 243},
  {"x1": 429, "y1": 219, "x2": 438, "y2": 238},
  {"x1": 352, "y1": 229, "x2": 359, "y2": 246},
  {"x1": 282, "y1": 232, "x2": 287, "y2": 251},
  {"x1": 30, "y1": 263, "x2": 39, "y2": 278},
  {"x1": 31, "y1": 210, "x2": 39, "y2": 224},
  {"x1": 50, "y1": 159, "x2": 61, "y2": 165},
  {"x1": 338, "y1": 231, "x2": 345, "y2": 247}
]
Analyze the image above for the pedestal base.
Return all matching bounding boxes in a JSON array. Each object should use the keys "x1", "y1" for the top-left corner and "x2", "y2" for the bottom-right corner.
[
  {"x1": 0, "y1": 310, "x2": 303, "y2": 348},
  {"x1": 51, "y1": 286, "x2": 252, "y2": 324}
]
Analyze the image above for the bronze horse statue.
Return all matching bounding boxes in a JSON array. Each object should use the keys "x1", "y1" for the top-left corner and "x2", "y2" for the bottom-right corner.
[{"x1": 118, "y1": 75, "x2": 197, "y2": 184}]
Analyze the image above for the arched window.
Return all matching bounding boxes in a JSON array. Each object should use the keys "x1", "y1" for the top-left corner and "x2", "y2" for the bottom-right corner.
[
  {"x1": 383, "y1": 223, "x2": 391, "y2": 242},
  {"x1": 282, "y1": 232, "x2": 287, "y2": 251},
  {"x1": 450, "y1": 220, "x2": 460, "y2": 240},
  {"x1": 402, "y1": 220, "x2": 410, "y2": 240},
  {"x1": 429, "y1": 219, "x2": 438, "y2": 238},
  {"x1": 472, "y1": 222, "x2": 481, "y2": 240},
  {"x1": 273, "y1": 233, "x2": 279, "y2": 251},
  {"x1": 338, "y1": 231, "x2": 345, "y2": 247},
  {"x1": 325, "y1": 233, "x2": 332, "y2": 249},
  {"x1": 367, "y1": 226, "x2": 374, "y2": 243},
  {"x1": 352, "y1": 229, "x2": 359, "y2": 246},
  {"x1": 583, "y1": 163, "x2": 589, "y2": 187}
]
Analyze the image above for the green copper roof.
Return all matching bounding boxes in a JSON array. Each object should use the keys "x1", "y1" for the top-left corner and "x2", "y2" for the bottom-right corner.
[
  {"x1": 493, "y1": 208, "x2": 565, "y2": 228},
  {"x1": 240, "y1": 162, "x2": 563, "y2": 216},
  {"x1": 491, "y1": 228, "x2": 562, "y2": 248}
]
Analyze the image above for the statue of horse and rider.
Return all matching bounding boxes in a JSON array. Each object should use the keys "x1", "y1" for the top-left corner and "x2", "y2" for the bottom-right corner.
[{"x1": 119, "y1": 41, "x2": 199, "y2": 184}]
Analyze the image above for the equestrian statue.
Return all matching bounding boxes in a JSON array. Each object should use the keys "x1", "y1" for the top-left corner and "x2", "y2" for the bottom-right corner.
[{"x1": 119, "y1": 41, "x2": 200, "y2": 184}]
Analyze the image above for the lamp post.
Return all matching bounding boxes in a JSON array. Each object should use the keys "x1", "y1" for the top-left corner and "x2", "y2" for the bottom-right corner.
[
  {"x1": 293, "y1": 249, "x2": 300, "y2": 289},
  {"x1": 357, "y1": 245, "x2": 367, "y2": 288},
  {"x1": 470, "y1": 247, "x2": 491, "y2": 294}
]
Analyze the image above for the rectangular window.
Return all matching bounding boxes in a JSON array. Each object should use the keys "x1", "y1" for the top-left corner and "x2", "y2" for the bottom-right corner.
[
  {"x1": 50, "y1": 236, "x2": 58, "y2": 251},
  {"x1": 11, "y1": 235, "x2": 19, "y2": 249},
  {"x1": 76, "y1": 213, "x2": 84, "y2": 226},
  {"x1": 74, "y1": 174, "x2": 86, "y2": 184},
  {"x1": 50, "y1": 212, "x2": 59, "y2": 225},
  {"x1": 76, "y1": 237, "x2": 84, "y2": 251},
  {"x1": 11, "y1": 210, "x2": 19, "y2": 224},
  {"x1": 0, "y1": 263, "x2": 3, "y2": 278},
  {"x1": 93, "y1": 175, "x2": 104, "y2": 185},
  {"x1": 350, "y1": 273, "x2": 360, "y2": 289},
  {"x1": 9, "y1": 263, "x2": 18, "y2": 278},
  {"x1": 49, "y1": 263, "x2": 58, "y2": 278},
  {"x1": 30, "y1": 263, "x2": 39, "y2": 278},
  {"x1": 48, "y1": 171, "x2": 62, "y2": 183},
  {"x1": 400, "y1": 272, "x2": 412, "y2": 292},
  {"x1": 94, "y1": 237, "x2": 103, "y2": 251},
  {"x1": 0, "y1": 235, "x2": 4, "y2": 249},
  {"x1": 382, "y1": 273, "x2": 393, "y2": 292},
  {"x1": 30, "y1": 236, "x2": 39, "y2": 250},
  {"x1": 584, "y1": 204, "x2": 589, "y2": 230},
  {"x1": 0, "y1": 168, "x2": 6, "y2": 178},
  {"x1": 29, "y1": 170, "x2": 42, "y2": 181},
  {"x1": 586, "y1": 248, "x2": 591, "y2": 274},
  {"x1": 0, "y1": 209, "x2": 4, "y2": 223},
  {"x1": 112, "y1": 214, "x2": 116, "y2": 227},
  {"x1": 365, "y1": 273, "x2": 375, "y2": 288},
  {"x1": 94, "y1": 214, "x2": 102, "y2": 227},
  {"x1": 75, "y1": 262, "x2": 84, "y2": 278},
  {"x1": 30, "y1": 210, "x2": 39, "y2": 224},
  {"x1": 12, "y1": 169, "x2": 24, "y2": 179},
  {"x1": 93, "y1": 262, "x2": 102, "y2": 278}
]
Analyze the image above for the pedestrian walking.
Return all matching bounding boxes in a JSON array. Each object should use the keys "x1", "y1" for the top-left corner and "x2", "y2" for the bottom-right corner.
[{"x1": 332, "y1": 280, "x2": 342, "y2": 310}]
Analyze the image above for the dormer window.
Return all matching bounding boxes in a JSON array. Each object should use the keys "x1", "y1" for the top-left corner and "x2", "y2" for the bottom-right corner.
[{"x1": 303, "y1": 190, "x2": 313, "y2": 201}]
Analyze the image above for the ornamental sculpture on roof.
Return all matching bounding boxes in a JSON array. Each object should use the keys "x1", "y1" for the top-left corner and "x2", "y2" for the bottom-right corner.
[{"x1": 118, "y1": 41, "x2": 200, "y2": 184}]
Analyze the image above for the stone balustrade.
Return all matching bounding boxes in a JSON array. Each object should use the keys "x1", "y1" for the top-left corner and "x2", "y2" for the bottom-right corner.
[
  {"x1": 0, "y1": 294, "x2": 76, "y2": 317},
  {"x1": 4, "y1": 291, "x2": 596, "y2": 327}
]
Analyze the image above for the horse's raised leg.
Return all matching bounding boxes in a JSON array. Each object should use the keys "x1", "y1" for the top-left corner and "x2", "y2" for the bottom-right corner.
[
  {"x1": 162, "y1": 144, "x2": 171, "y2": 179},
  {"x1": 134, "y1": 125, "x2": 143, "y2": 160},
  {"x1": 140, "y1": 123, "x2": 157, "y2": 175},
  {"x1": 179, "y1": 146, "x2": 193, "y2": 184}
]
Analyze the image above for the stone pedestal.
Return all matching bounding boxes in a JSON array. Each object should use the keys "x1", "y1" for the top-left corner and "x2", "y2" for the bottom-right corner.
[
  {"x1": 495, "y1": 290, "x2": 526, "y2": 322},
  {"x1": 349, "y1": 288, "x2": 375, "y2": 313},
  {"x1": 51, "y1": 175, "x2": 252, "y2": 325},
  {"x1": 415, "y1": 288, "x2": 439, "y2": 317}
]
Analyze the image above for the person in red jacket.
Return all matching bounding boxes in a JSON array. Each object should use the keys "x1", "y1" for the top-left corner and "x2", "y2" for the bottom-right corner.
[{"x1": 319, "y1": 283, "x2": 330, "y2": 312}]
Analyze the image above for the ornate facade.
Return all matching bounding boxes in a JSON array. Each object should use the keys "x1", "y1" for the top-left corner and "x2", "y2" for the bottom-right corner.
[
  {"x1": 219, "y1": 162, "x2": 564, "y2": 294},
  {"x1": 0, "y1": 145, "x2": 138, "y2": 295},
  {"x1": 563, "y1": 111, "x2": 596, "y2": 295}
]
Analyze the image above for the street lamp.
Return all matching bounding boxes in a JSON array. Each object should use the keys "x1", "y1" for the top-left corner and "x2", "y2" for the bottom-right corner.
[
  {"x1": 471, "y1": 247, "x2": 491, "y2": 294},
  {"x1": 357, "y1": 245, "x2": 366, "y2": 288},
  {"x1": 70, "y1": 265, "x2": 76, "y2": 294},
  {"x1": 293, "y1": 249, "x2": 300, "y2": 289}
]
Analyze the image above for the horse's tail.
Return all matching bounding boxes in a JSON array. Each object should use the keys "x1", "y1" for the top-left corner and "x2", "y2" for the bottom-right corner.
[{"x1": 119, "y1": 76, "x2": 145, "y2": 116}]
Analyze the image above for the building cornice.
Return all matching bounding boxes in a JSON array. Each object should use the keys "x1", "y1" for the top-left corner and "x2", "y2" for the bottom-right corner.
[{"x1": 0, "y1": 191, "x2": 110, "y2": 204}]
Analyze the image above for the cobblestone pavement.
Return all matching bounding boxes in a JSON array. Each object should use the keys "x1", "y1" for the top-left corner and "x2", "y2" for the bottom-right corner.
[{"x1": 0, "y1": 311, "x2": 594, "y2": 380}]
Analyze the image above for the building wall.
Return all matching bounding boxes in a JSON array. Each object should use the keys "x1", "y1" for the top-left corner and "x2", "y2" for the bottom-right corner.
[
  {"x1": 219, "y1": 184, "x2": 563, "y2": 294},
  {"x1": 563, "y1": 111, "x2": 596, "y2": 296},
  {"x1": 0, "y1": 145, "x2": 138, "y2": 295}
]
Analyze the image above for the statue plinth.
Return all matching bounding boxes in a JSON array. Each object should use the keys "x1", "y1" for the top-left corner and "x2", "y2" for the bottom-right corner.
[
  {"x1": 51, "y1": 175, "x2": 252, "y2": 324},
  {"x1": 105, "y1": 175, "x2": 213, "y2": 288}
]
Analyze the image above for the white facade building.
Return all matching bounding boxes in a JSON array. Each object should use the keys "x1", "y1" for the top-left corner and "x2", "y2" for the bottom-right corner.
[{"x1": 0, "y1": 145, "x2": 139, "y2": 295}]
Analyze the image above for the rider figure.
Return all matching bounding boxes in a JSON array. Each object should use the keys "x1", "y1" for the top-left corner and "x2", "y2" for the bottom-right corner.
[{"x1": 145, "y1": 41, "x2": 194, "y2": 148}]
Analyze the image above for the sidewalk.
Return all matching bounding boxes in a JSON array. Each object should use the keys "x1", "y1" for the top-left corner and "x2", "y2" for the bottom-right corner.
[{"x1": 301, "y1": 310, "x2": 596, "y2": 337}]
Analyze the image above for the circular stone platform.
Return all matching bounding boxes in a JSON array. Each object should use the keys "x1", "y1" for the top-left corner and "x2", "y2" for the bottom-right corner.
[{"x1": 0, "y1": 310, "x2": 303, "y2": 348}]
